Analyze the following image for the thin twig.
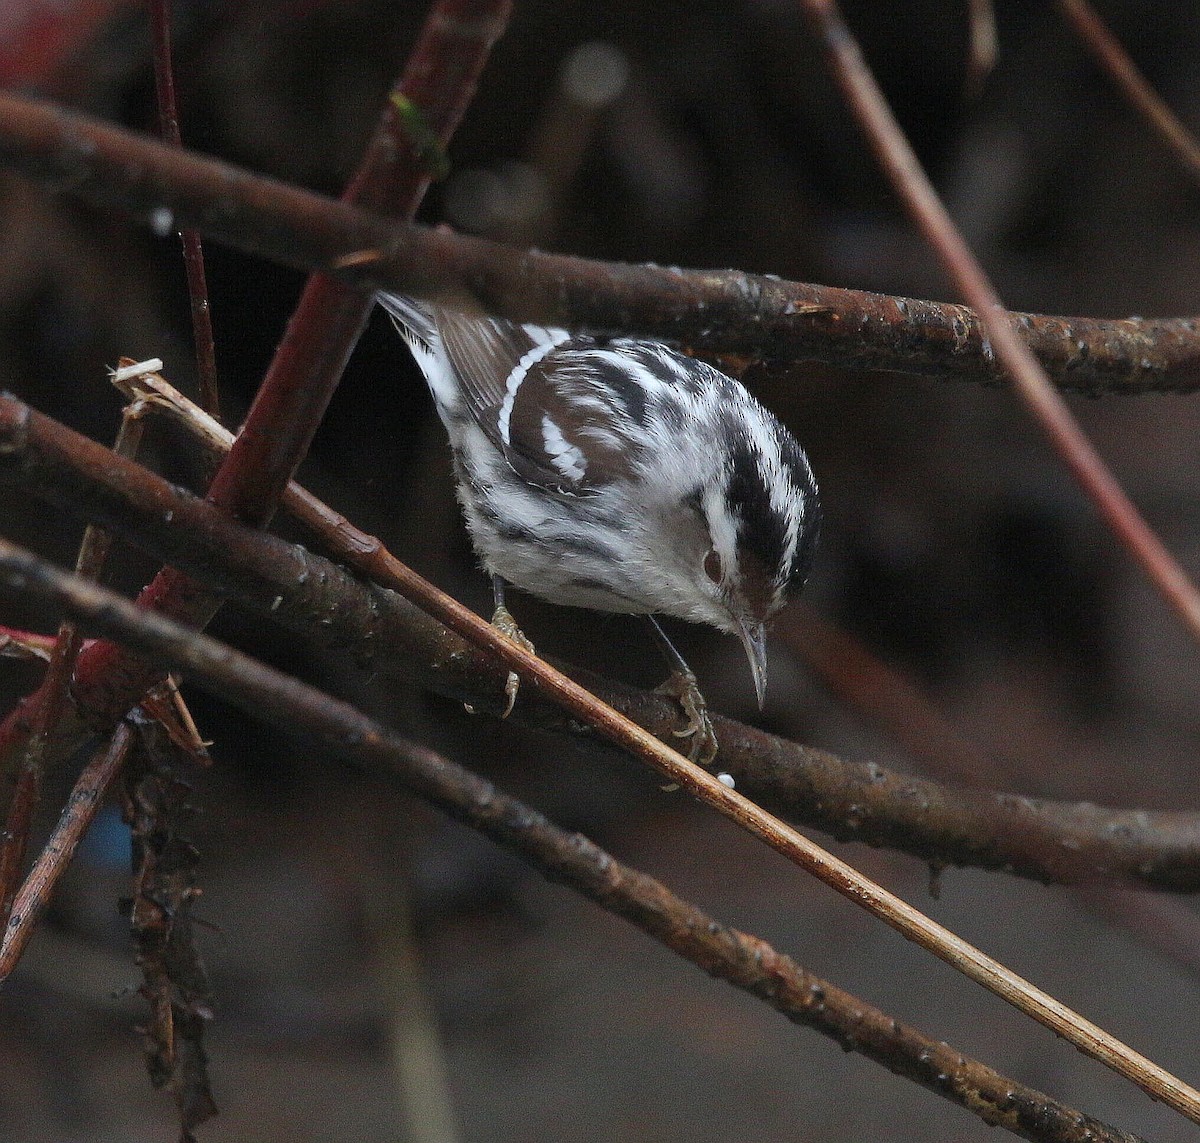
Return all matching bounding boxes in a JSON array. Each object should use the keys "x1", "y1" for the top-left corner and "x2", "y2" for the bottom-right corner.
[
  {"x1": 0, "y1": 537, "x2": 1160, "y2": 1141},
  {"x1": 148, "y1": 0, "x2": 221, "y2": 421},
  {"x1": 0, "y1": 626, "x2": 56, "y2": 659},
  {"x1": 2, "y1": 90, "x2": 1200, "y2": 394},
  {"x1": 1057, "y1": 0, "x2": 1200, "y2": 186},
  {"x1": 798, "y1": 0, "x2": 1200, "y2": 675},
  {"x1": 5, "y1": 385, "x2": 1200, "y2": 891},
  {"x1": 68, "y1": 0, "x2": 513, "y2": 727},
  {"x1": 206, "y1": 0, "x2": 511, "y2": 527},
  {"x1": 0, "y1": 0, "x2": 515, "y2": 790},
  {"x1": 0, "y1": 723, "x2": 134, "y2": 980}
]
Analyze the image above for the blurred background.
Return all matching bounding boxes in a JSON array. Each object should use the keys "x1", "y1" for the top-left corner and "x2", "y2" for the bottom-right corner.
[{"x1": 4, "y1": 0, "x2": 1200, "y2": 1139}]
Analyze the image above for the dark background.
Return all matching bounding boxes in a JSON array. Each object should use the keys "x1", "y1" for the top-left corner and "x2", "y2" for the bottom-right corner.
[{"x1": 3, "y1": 1, "x2": 1200, "y2": 1139}]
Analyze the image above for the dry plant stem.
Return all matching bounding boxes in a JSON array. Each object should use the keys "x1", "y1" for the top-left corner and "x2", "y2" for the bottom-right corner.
[
  {"x1": 4, "y1": 548, "x2": 1200, "y2": 1121},
  {"x1": 800, "y1": 0, "x2": 1200, "y2": 647},
  {"x1": 2, "y1": 93, "x2": 1200, "y2": 396},
  {"x1": 1057, "y1": 0, "x2": 1200, "y2": 184},
  {"x1": 0, "y1": 542, "x2": 1155, "y2": 1143},
  {"x1": 7, "y1": 387, "x2": 1200, "y2": 891},
  {"x1": 0, "y1": 723, "x2": 134, "y2": 981},
  {"x1": 149, "y1": 0, "x2": 220, "y2": 421}
]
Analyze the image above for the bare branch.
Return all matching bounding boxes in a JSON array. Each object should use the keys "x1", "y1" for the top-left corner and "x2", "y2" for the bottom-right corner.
[
  {"x1": 5, "y1": 438, "x2": 1200, "y2": 1120},
  {"x1": 4, "y1": 387, "x2": 1200, "y2": 891},
  {"x1": 0, "y1": 90, "x2": 1198, "y2": 394},
  {"x1": 0, "y1": 723, "x2": 134, "y2": 980},
  {"x1": 0, "y1": 536, "x2": 1158, "y2": 1142}
]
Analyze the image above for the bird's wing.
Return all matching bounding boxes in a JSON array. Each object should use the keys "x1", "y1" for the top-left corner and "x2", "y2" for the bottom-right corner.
[{"x1": 436, "y1": 309, "x2": 649, "y2": 494}]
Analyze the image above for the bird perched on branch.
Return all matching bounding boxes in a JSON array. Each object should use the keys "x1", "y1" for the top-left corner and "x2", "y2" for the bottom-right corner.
[{"x1": 379, "y1": 292, "x2": 820, "y2": 766}]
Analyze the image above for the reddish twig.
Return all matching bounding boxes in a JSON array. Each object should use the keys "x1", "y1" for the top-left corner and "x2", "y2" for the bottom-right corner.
[
  {"x1": 0, "y1": 626, "x2": 56, "y2": 660},
  {"x1": 0, "y1": 537, "x2": 1161, "y2": 1141},
  {"x1": 148, "y1": 0, "x2": 221, "y2": 421},
  {"x1": 1057, "y1": 0, "x2": 1200, "y2": 186},
  {"x1": 799, "y1": 0, "x2": 1200, "y2": 667},
  {"x1": 208, "y1": 0, "x2": 511, "y2": 528},
  {"x1": 0, "y1": 722, "x2": 134, "y2": 981},
  {"x1": 2, "y1": 90, "x2": 1200, "y2": 394},
  {"x1": 0, "y1": 0, "x2": 514, "y2": 759}
]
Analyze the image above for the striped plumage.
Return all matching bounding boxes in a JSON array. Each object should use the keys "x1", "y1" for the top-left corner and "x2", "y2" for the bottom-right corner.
[{"x1": 379, "y1": 292, "x2": 820, "y2": 708}]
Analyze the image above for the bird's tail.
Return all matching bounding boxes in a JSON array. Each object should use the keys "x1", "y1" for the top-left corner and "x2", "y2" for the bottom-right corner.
[{"x1": 376, "y1": 292, "x2": 438, "y2": 354}]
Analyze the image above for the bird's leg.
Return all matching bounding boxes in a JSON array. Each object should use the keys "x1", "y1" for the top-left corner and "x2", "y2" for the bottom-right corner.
[
  {"x1": 490, "y1": 576, "x2": 535, "y2": 717},
  {"x1": 647, "y1": 616, "x2": 719, "y2": 768}
]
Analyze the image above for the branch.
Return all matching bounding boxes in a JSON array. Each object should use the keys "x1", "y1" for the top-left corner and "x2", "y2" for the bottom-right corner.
[
  {"x1": 54, "y1": 0, "x2": 515, "y2": 741},
  {"x1": 0, "y1": 536, "x2": 1157, "y2": 1143},
  {"x1": 4, "y1": 386, "x2": 1200, "y2": 891},
  {"x1": 0, "y1": 90, "x2": 1198, "y2": 394},
  {"x1": 799, "y1": 0, "x2": 1200, "y2": 664},
  {"x1": 0, "y1": 724, "x2": 134, "y2": 980}
]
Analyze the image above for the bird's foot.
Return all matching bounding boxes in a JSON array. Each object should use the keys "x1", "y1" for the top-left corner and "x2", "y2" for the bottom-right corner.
[
  {"x1": 655, "y1": 667, "x2": 719, "y2": 768},
  {"x1": 491, "y1": 603, "x2": 535, "y2": 717}
]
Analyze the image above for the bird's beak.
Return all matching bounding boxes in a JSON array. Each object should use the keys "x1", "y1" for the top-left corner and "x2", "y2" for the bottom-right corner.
[{"x1": 736, "y1": 620, "x2": 768, "y2": 709}]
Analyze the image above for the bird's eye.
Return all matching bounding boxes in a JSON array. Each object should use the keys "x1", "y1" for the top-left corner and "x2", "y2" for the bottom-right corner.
[{"x1": 703, "y1": 548, "x2": 723, "y2": 585}]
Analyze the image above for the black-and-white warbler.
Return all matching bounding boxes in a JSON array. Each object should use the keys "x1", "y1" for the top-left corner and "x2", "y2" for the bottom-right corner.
[{"x1": 379, "y1": 292, "x2": 820, "y2": 765}]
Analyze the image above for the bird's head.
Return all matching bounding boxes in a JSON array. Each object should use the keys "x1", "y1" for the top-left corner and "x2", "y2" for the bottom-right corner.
[{"x1": 678, "y1": 419, "x2": 820, "y2": 707}]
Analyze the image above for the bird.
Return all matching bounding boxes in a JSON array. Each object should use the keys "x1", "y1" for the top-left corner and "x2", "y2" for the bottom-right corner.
[{"x1": 378, "y1": 291, "x2": 820, "y2": 766}]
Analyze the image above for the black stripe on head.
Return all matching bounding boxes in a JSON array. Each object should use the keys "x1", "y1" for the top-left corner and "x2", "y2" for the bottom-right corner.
[
  {"x1": 777, "y1": 423, "x2": 820, "y2": 599},
  {"x1": 725, "y1": 424, "x2": 820, "y2": 612}
]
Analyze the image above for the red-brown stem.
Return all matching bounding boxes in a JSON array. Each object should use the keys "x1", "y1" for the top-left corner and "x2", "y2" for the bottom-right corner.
[
  {"x1": 0, "y1": 624, "x2": 78, "y2": 929},
  {"x1": 799, "y1": 0, "x2": 1200, "y2": 647},
  {"x1": 0, "y1": 627, "x2": 56, "y2": 656},
  {"x1": 1057, "y1": 0, "x2": 1200, "y2": 185},
  {"x1": 0, "y1": 722, "x2": 134, "y2": 980},
  {"x1": 208, "y1": 0, "x2": 512, "y2": 526},
  {"x1": 148, "y1": 0, "x2": 220, "y2": 420},
  {"x1": 62, "y1": 0, "x2": 512, "y2": 724}
]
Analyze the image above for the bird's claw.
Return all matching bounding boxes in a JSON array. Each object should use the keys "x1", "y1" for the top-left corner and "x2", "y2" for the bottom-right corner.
[
  {"x1": 490, "y1": 603, "x2": 535, "y2": 717},
  {"x1": 655, "y1": 667, "x2": 719, "y2": 768}
]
